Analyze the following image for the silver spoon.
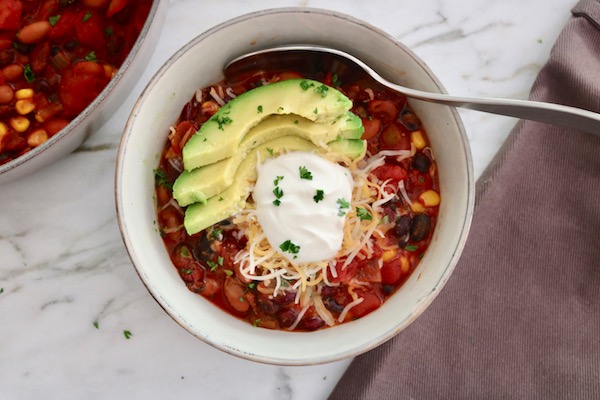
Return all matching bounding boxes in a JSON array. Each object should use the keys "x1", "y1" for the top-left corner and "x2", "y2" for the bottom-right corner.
[{"x1": 224, "y1": 44, "x2": 600, "y2": 135}]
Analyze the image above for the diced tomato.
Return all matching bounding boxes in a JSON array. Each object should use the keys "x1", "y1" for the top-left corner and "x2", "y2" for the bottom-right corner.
[
  {"x1": 361, "y1": 117, "x2": 381, "y2": 140},
  {"x1": 37, "y1": 0, "x2": 59, "y2": 22},
  {"x1": 329, "y1": 259, "x2": 360, "y2": 284},
  {"x1": 30, "y1": 41, "x2": 51, "y2": 74},
  {"x1": 58, "y1": 61, "x2": 110, "y2": 117},
  {"x1": 48, "y1": 9, "x2": 78, "y2": 40},
  {"x1": 76, "y1": 11, "x2": 106, "y2": 49},
  {"x1": 380, "y1": 257, "x2": 403, "y2": 284},
  {"x1": 169, "y1": 120, "x2": 195, "y2": 155},
  {"x1": 371, "y1": 164, "x2": 408, "y2": 184},
  {"x1": 379, "y1": 123, "x2": 411, "y2": 150},
  {"x1": 349, "y1": 289, "x2": 383, "y2": 319},
  {"x1": 0, "y1": 0, "x2": 22, "y2": 31}
]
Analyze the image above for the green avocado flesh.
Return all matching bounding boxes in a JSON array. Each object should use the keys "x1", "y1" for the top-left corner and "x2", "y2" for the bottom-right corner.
[
  {"x1": 181, "y1": 79, "x2": 355, "y2": 170},
  {"x1": 173, "y1": 113, "x2": 364, "y2": 207},
  {"x1": 175, "y1": 79, "x2": 365, "y2": 235}
]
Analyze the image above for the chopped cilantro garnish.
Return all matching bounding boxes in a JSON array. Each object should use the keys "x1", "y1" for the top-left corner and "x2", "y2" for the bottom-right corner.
[
  {"x1": 207, "y1": 261, "x2": 218, "y2": 271},
  {"x1": 273, "y1": 199, "x2": 281, "y2": 206},
  {"x1": 273, "y1": 186, "x2": 283, "y2": 199},
  {"x1": 337, "y1": 198, "x2": 350, "y2": 216},
  {"x1": 49, "y1": 15, "x2": 61, "y2": 26},
  {"x1": 313, "y1": 189, "x2": 324, "y2": 203},
  {"x1": 405, "y1": 245, "x2": 419, "y2": 252},
  {"x1": 123, "y1": 330, "x2": 132, "y2": 339},
  {"x1": 82, "y1": 11, "x2": 92, "y2": 22},
  {"x1": 300, "y1": 80, "x2": 315, "y2": 90},
  {"x1": 331, "y1": 74, "x2": 341, "y2": 87},
  {"x1": 153, "y1": 168, "x2": 172, "y2": 189},
  {"x1": 277, "y1": 106, "x2": 284, "y2": 112},
  {"x1": 247, "y1": 282, "x2": 256, "y2": 290},
  {"x1": 93, "y1": 321, "x2": 99, "y2": 329},
  {"x1": 84, "y1": 51, "x2": 97, "y2": 62},
  {"x1": 299, "y1": 166, "x2": 313, "y2": 180},
  {"x1": 294, "y1": 120, "x2": 299, "y2": 125},
  {"x1": 257, "y1": 105, "x2": 263, "y2": 113},
  {"x1": 224, "y1": 269, "x2": 233, "y2": 276},
  {"x1": 253, "y1": 319, "x2": 261, "y2": 327},
  {"x1": 280, "y1": 240, "x2": 300, "y2": 255},
  {"x1": 23, "y1": 64, "x2": 35, "y2": 83},
  {"x1": 267, "y1": 147, "x2": 274, "y2": 155},
  {"x1": 180, "y1": 268, "x2": 193, "y2": 275},
  {"x1": 356, "y1": 207, "x2": 372, "y2": 221},
  {"x1": 209, "y1": 228, "x2": 222, "y2": 239},
  {"x1": 313, "y1": 107, "x2": 318, "y2": 114},
  {"x1": 273, "y1": 175, "x2": 284, "y2": 186},
  {"x1": 105, "y1": 27, "x2": 114, "y2": 36},
  {"x1": 217, "y1": 256, "x2": 224, "y2": 266},
  {"x1": 238, "y1": 296, "x2": 245, "y2": 302},
  {"x1": 314, "y1": 84, "x2": 329, "y2": 97},
  {"x1": 218, "y1": 196, "x2": 224, "y2": 201}
]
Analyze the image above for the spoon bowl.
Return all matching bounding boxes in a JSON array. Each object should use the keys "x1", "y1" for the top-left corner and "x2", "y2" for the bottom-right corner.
[{"x1": 225, "y1": 45, "x2": 600, "y2": 135}]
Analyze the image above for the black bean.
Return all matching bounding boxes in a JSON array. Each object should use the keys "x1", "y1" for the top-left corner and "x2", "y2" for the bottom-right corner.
[
  {"x1": 64, "y1": 41, "x2": 79, "y2": 51},
  {"x1": 394, "y1": 215, "x2": 412, "y2": 238},
  {"x1": 382, "y1": 285, "x2": 395, "y2": 295},
  {"x1": 323, "y1": 297, "x2": 345, "y2": 313},
  {"x1": 410, "y1": 214, "x2": 431, "y2": 242},
  {"x1": 412, "y1": 152, "x2": 431, "y2": 172}
]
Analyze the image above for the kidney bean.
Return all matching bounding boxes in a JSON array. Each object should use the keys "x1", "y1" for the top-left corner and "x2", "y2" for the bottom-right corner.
[
  {"x1": 277, "y1": 309, "x2": 297, "y2": 328},
  {"x1": 302, "y1": 316, "x2": 325, "y2": 331},
  {"x1": 258, "y1": 296, "x2": 280, "y2": 314}
]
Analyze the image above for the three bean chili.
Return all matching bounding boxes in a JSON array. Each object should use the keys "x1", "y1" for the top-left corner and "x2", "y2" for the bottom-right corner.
[{"x1": 0, "y1": 0, "x2": 152, "y2": 165}]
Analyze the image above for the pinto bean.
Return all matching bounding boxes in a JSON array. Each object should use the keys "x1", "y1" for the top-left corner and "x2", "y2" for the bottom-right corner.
[
  {"x1": 2, "y1": 64, "x2": 23, "y2": 81},
  {"x1": 18, "y1": 21, "x2": 52, "y2": 44},
  {"x1": 223, "y1": 277, "x2": 250, "y2": 314},
  {"x1": 0, "y1": 85, "x2": 14, "y2": 104}
]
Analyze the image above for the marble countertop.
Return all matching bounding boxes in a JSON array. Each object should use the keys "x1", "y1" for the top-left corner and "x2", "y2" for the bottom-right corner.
[{"x1": 0, "y1": 0, "x2": 579, "y2": 398}]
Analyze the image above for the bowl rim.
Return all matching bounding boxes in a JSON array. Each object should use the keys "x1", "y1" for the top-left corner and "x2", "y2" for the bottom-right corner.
[
  {"x1": 0, "y1": 0, "x2": 164, "y2": 178},
  {"x1": 116, "y1": 6, "x2": 475, "y2": 365}
]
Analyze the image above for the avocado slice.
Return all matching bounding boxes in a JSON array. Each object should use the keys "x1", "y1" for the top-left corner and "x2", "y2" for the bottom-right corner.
[
  {"x1": 173, "y1": 114, "x2": 365, "y2": 207},
  {"x1": 184, "y1": 136, "x2": 323, "y2": 235},
  {"x1": 182, "y1": 79, "x2": 353, "y2": 170}
]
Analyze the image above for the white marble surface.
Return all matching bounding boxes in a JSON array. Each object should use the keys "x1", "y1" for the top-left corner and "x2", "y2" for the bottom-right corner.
[{"x1": 0, "y1": 0, "x2": 579, "y2": 398}]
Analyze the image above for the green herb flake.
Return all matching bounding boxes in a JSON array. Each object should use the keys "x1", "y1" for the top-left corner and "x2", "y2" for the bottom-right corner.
[
  {"x1": 93, "y1": 321, "x2": 99, "y2": 329},
  {"x1": 224, "y1": 269, "x2": 234, "y2": 276},
  {"x1": 105, "y1": 27, "x2": 114, "y2": 36},
  {"x1": 405, "y1": 245, "x2": 419, "y2": 252},
  {"x1": 313, "y1": 107, "x2": 318, "y2": 114},
  {"x1": 257, "y1": 105, "x2": 263, "y2": 113},
  {"x1": 300, "y1": 80, "x2": 315, "y2": 90},
  {"x1": 218, "y1": 196, "x2": 224, "y2": 201},
  {"x1": 313, "y1": 189, "x2": 324, "y2": 203},
  {"x1": 23, "y1": 64, "x2": 35, "y2": 83},
  {"x1": 299, "y1": 166, "x2": 313, "y2": 180},
  {"x1": 331, "y1": 74, "x2": 341, "y2": 87},
  {"x1": 238, "y1": 296, "x2": 245, "y2": 302},
  {"x1": 123, "y1": 330, "x2": 132, "y2": 339},
  {"x1": 180, "y1": 268, "x2": 193, "y2": 275},
  {"x1": 84, "y1": 51, "x2": 97, "y2": 62},
  {"x1": 273, "y1": 199, "x2": 281, "y2": 206},
  {"x1": 49, "y1": 15, "x2": 61, "y2": 26},
  {"x1": 273, "y1": 186, "x2": 284, "y2": 199},
  {"x1": 207, "y1": 261, "x2": 218, "y2": 271},
  {"x1": 82, "y1": 11, "x2": 92, "y2": 22},
  {"x1": 253, "y1": 319, "x2": 261, "y2": 327},
  {"x1": 209, "y1": 228, "x2": 222, "y2": 239},
  {"x1": 294, "y1": 120, "x2": 299, "y2": 125},
  {"x1": 314, "y1": 84, "x2": 329, "y2": 97},
  {"x1": 247, "y1": 282, "x2": 256, "y2": 290},
  {"x1": 267, "y1": 147, "x2": 274, "y2": 156},
  {"x1": 153, "y1": 168, "x2": 172, "y2": 189},
  {"x1": 273, "y1": 175, "x2": 284, "y2": 186},
  {"x1": 217, "y1": 256, "x2": 224, "y2": 266},
  {"x1": 356, "y1": 207, "x2": 372, "y2": 221},
  {"x1": 214, "y1": 115, "x2": 233, "y2": 130},
  {"x1": 337, "y1": 198, "x2": 351, "y2": 216},
  {"x1": 279, "y1": 240, "x2": 300, "y2": 255},
  {"x1": 277, "y1": 106, "x2": 284, "y2": 113}
]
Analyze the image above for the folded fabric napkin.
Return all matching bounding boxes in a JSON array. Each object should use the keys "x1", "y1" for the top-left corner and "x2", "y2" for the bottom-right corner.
[{"x1": 329, "y1": 1, "x2": 600, "y2": 398}]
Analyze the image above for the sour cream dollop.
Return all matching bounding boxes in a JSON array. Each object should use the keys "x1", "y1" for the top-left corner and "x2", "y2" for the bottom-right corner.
[{"x1": 253, "y1": 152, "x2": 353, "y2": 264}]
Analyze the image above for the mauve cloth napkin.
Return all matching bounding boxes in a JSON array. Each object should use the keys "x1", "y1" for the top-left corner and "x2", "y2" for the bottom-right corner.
[{"x1": 329, "y1": 1, "x2": 600, "y2": 399}]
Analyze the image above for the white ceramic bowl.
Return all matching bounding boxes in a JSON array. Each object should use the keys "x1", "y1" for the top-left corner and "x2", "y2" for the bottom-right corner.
[
  {"x1": 116, "y1": 7, "x2": 475, "y2": 365},
  {"x1": 0, "y1": 0, "x2": 167, "y2": 184}
]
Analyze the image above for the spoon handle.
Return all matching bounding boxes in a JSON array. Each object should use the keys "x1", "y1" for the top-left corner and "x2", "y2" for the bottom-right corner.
[{"x1": 388, "y1": 84, "x2": 600, "y2": 135}]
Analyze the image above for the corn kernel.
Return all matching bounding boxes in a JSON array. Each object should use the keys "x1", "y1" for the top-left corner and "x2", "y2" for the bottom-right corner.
[
  {"x1": 0, "y1": 122, "x2": 7, "y2": 137},
  {"x1": 419, "y1": 189, "x2": 441, "y2": 207},
  {"x1": 381, "y1": 249, "x2": 397, "y2": 262},
  {"x1": 15, "y1": 88, "x2": 35, "y2": 100},
  {"x1": 411, "y1": 130, "x2": 427, "y2": 150},
  {"x1": 10, "y1": 116, "x2": 30, "y2": 132},
  {"x1": 400, "y1": 256, "x2": 411, "y2": 273},
  {"x1": 16, "y1": 99, "x2": 36, "y2": 115},
  {"x1": 411, "y1": 201, "x2": 425, "y2": 213},
  {"x1": 27, "y1": 129, "x2": 48, "y2": 147}
]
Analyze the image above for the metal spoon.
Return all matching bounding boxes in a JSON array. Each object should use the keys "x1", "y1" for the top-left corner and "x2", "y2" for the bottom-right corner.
[{"x1": 224, "y1": 44, "x2": 600, "y2": 135}]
